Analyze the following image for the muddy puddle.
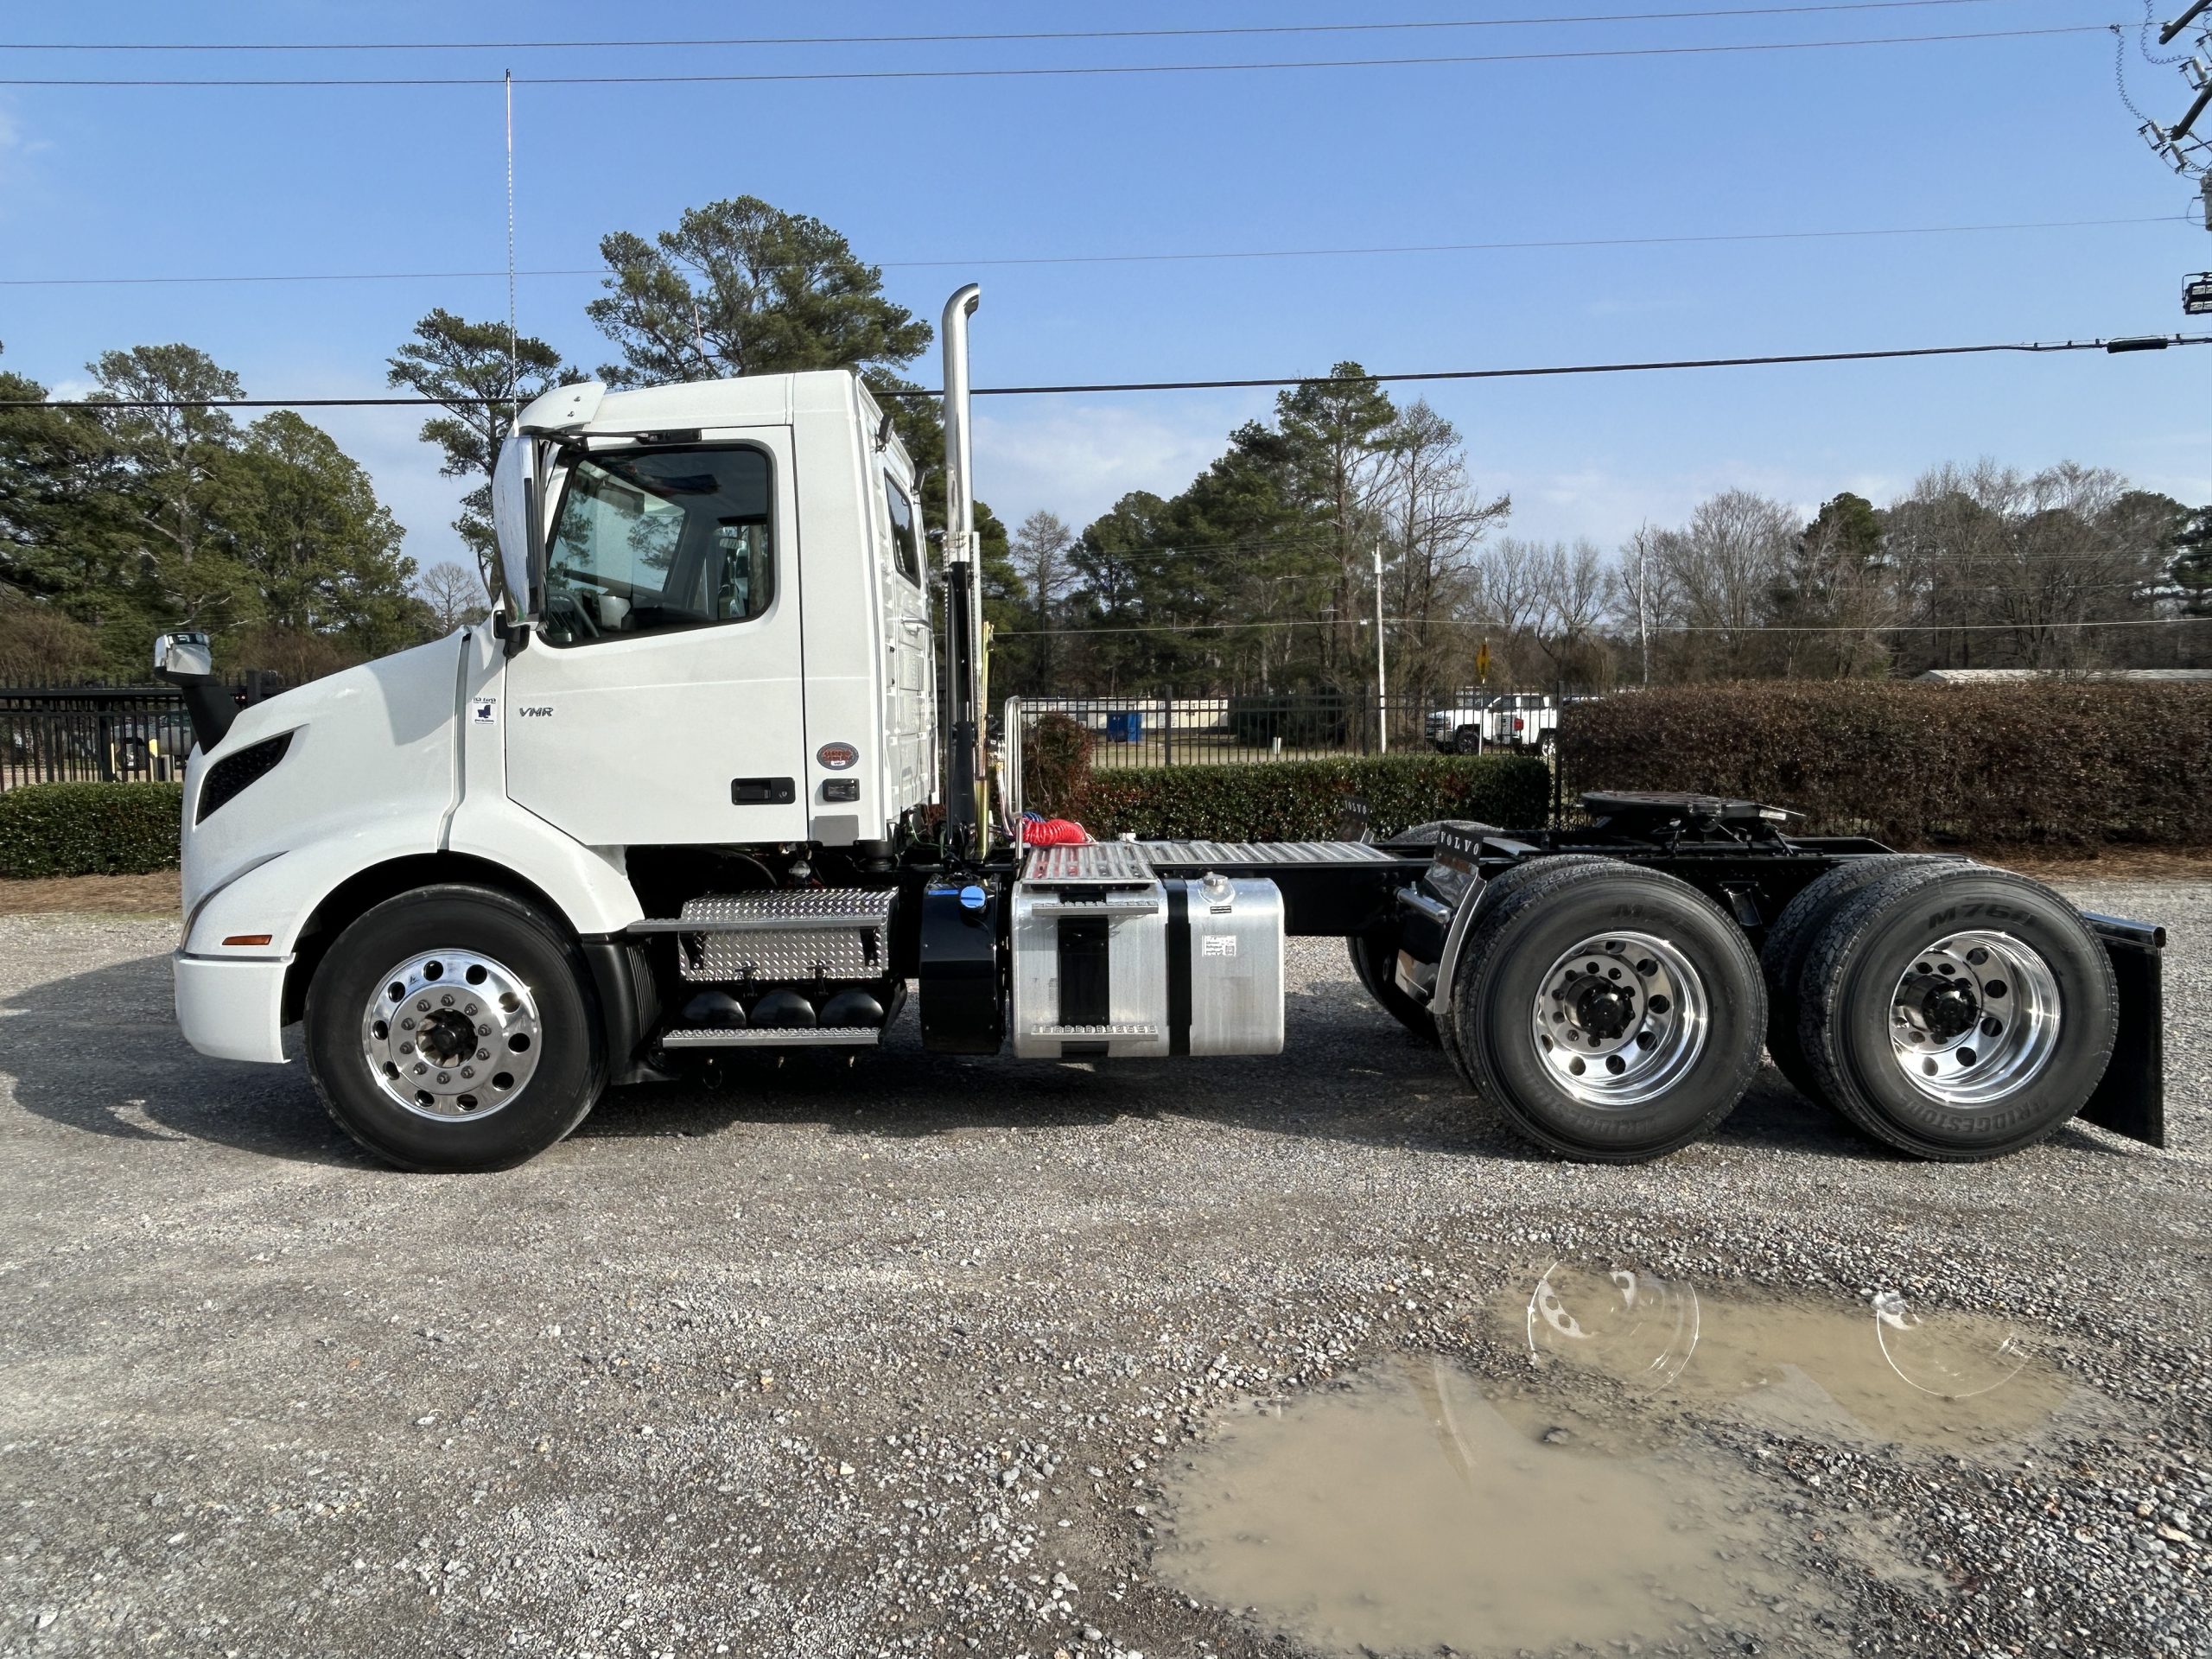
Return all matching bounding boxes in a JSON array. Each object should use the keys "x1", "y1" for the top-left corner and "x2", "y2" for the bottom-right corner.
[{"x1": 1159, "y1": 1266, "x2": 2075, "y2": 1658}]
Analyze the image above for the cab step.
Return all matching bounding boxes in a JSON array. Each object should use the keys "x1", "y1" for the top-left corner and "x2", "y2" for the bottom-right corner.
[
  {"x1": 660, "y1": 1026, "x2": 884, "y2": 1049},
  {"x1": 626, "y1": 889, "x2": 895, "y2": 981}
]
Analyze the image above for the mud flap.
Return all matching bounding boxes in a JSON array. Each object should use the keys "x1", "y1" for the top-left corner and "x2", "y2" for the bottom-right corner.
[{"x1": 2077, "y1": 913, "x2": 2164, "y2": 1148}]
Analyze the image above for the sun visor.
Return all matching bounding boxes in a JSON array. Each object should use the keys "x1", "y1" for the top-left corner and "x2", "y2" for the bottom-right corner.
[{"x1": 516, "y1": 380, "x2": 606, "y2": 434}]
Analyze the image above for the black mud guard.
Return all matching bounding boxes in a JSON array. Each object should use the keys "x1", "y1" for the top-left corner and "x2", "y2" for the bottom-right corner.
[{"x1": 2077, "y1": 913, "x2": 2165, "y2": 1148}]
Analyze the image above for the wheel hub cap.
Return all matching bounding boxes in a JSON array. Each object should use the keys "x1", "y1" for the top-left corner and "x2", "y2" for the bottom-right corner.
[
  {"x1": 1886, "y1": 930, "x2": 2061, "y2": 1108},
  {"x1": 1529, "y1": 931, "x2": 1709, "y2": 1108},
  {"x1": 360, "y1": 949, "x2": 543, "y2": 1121}
]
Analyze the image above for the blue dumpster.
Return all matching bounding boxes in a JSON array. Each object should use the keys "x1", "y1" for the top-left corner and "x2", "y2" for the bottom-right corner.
[{"x1": 1105, "y1": 710, "x2": 1144, "y2": 743}]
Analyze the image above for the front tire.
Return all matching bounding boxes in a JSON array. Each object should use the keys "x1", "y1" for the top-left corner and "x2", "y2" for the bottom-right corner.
[
  {"x1": 304, "y1": 884, "x2": 606, "y2": 1172},
  {"x1": 1452, "y1": 726, "x2": 1481, "y2": 754},
  {"x1": 1795, "y1": 863, "x2": 2116, "y2": 1160},
  {"x1": 1448, "y1": 861, "x2": 1766, "y2": 1161}
]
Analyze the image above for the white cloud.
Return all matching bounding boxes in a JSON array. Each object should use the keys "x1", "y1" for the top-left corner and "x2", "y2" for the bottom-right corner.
[
  {"x1": 0, "y1": 100, "x2": 51, "y2": 192},
  {"x1": 973, "y1": 397, "x2": 1261, "y2": 528},
  {"x1": 1487, "y1": 459, "x2": 1915, "y2": 549}
]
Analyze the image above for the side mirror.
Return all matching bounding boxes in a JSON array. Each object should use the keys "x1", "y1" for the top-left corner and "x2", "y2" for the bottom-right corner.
[
  {"x1": 152, "y1": 631, "x2": 234, "y2": 752},
  {"x1": 153, "y1": 631, "x2": 214, "y2": 683},
  {"x1": 491, "y1": 435, "x2": 547, "y2": 639}
]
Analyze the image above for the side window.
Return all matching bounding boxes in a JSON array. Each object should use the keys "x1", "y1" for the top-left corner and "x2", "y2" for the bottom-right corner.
[
  {"x1": 543, "y1": 447, "x2": 774, "y2": 646},
  {"x1": 884, "y1": 477, "x2": 921, "y2": 587}
]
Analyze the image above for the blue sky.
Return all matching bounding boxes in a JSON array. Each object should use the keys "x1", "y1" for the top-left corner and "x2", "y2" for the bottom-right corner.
[{"x1": 0, "y1": 0, "x2": 2205, "y2": 575}]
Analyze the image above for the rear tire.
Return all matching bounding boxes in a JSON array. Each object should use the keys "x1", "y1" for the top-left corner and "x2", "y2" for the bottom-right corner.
[
  {"x1": 1760, "y1": 855, "x2": 1962, "y2": 1103},
  {"x1": 1448, "y1": 861, "x2": 1766, "y2": 1161},
  {"x1": 1348, "y1": 927, "x2": 1437, "y2": 1044},
  {"x1": 1796, "y1": 863, "x2": 2116, "y2": 1160},
  {"x1": 304, "y1": 884, "x2": 606, "y2": 1172}
]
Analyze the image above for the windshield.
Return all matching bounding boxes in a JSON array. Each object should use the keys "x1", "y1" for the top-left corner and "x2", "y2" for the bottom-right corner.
[{"x1": 543, "y1": 446, "x2": 773, "y2": 645}]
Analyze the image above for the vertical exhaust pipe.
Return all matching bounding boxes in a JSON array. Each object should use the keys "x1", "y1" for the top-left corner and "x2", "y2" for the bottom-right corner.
[{"x1": 940, "y1": 283, "x2": 985, "y2": 856}]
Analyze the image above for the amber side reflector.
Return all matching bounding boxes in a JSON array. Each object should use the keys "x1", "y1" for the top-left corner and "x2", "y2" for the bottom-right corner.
[{"x1": 222, "y1": 934, "x2": 274, "y2": 947}]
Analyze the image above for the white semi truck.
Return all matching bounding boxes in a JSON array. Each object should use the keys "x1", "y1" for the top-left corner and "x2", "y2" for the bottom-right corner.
[{"x1": 154, "y1": 287, "x2": 2165, "y2": 1172}]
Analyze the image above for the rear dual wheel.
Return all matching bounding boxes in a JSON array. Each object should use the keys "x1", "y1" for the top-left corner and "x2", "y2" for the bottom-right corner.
[{"x1": 1783, "y1": 863, "x2": 2116, "y2": 1160}]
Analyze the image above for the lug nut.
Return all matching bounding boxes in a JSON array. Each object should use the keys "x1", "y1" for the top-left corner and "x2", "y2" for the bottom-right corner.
[
  {"x1": 476, "y1": 1047, "x2": 490, "y2": 1060},
  {"x1": 461, "y1": 1067, "x2": 475, "y2": 1079}
]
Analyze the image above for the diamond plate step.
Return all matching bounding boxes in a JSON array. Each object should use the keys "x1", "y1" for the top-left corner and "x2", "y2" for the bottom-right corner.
[
  {"x1": 628, "y1": 890, "x2": 895, "y2": 982},
  {"x1": 660, "y1": 1027, "x2": 884, "y2": 1048}
]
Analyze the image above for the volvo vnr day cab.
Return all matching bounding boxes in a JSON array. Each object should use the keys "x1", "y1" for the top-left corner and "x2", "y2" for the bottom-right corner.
[{"x1": 154, "y1": 287, "x2": 2167, "y2": 1173}]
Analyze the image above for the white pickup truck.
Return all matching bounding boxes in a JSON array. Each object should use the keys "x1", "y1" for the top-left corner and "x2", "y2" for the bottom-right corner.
[{"x1": 1426, "y1": 693, "x2": 1558, "y2": 755}]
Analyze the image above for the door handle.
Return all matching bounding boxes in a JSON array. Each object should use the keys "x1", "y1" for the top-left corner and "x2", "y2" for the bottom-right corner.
[{"x1": 731, "y1": 777, "x2": 797, "y2": 805}]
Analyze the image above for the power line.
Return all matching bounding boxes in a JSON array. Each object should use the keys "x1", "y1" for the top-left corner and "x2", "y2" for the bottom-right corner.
[
  {"x1": 995, "y1": 613, "x2": 2212, "y2": 638},
  {"x1": 0, "y1": 25, "x2": 2125, "y2": 88},
  {"x1": 0, "y1": 2, "x2": 2035, "y2": 53},
  {"x1": 7, "y1": 333, "x2": 2204, "y2": 411},
  {"x1": 1, "y1": 214, "x2": 2187, "y2": 289}
]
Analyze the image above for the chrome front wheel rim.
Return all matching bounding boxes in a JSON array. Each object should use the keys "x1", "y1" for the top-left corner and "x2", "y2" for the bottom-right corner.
[
  {"x1": 360, "y1": 950, "x2": 543, "y2": 1121},
  {"x1": 1529, "y1": 931, "x2": 1709, "y2": 1108},
  {"x1": 1887, "y1": 930, "x2": 2061, "y2": 1108}
]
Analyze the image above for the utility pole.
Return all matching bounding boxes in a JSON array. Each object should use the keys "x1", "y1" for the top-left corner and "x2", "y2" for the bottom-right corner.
[
  {"x1": 1373, "y1": 546, "x2": 1389, "y2": 754},
  {"x1": 1637, "y1": 527, "x2": 1652, "y2": 686},
  {"x1": 2123, "y1": 5, "x2": 2212, "y2": 310}
]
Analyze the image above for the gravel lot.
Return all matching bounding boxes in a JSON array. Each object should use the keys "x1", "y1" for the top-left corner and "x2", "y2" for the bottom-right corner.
[{"x1": 1, "y1": 878, "x2": 2207, "y2": 1659}]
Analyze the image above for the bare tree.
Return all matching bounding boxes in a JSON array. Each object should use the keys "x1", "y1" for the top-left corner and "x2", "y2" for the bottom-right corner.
[
  {"x1": 1010, "y1": 509, "x2": 1075, "y2": 689},
  {"x1": 1660, "y1": 490, "x2": 1797, "y2": 678},
  {"x1": 1377, "y1": 400, "x2": 1510, "y2": 706},
  {"x1": 1612, "y1": 523, "x2": 1679, "y2": 686},
  {"x1": 1463, "y1": 537, "x2": 1548, "y2": 688},
  {"x1": 1532, "y1": 539, "x2": 1613, "y2": 687},
  {"x1": 416, "y1": 560, "x2": 489, "y2": 633}
]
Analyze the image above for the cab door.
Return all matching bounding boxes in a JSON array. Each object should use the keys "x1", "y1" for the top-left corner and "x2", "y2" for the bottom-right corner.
[
  {"x1": 878, "y1": 474, "x2": 933, "y2": 815},
  {"x1": 505, "y1": 431, "x2": 809, "y2": 847}
]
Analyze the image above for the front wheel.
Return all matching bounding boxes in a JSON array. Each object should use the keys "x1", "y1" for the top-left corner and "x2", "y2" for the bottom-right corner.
[
  {"x1": 304, "y1": 884, "x2": 606, "y2": 1171},
  {"x1": 1452, "y1": 726, "x2": 1482, "y2": 755},
  {"x1": 1447, "y1": 861, "x2": 1766, "y2": 1161}
]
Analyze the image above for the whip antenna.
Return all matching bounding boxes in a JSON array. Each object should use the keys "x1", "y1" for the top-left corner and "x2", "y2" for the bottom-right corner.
[{"x1": 504, "y1": 68, "x2": 517, "y2": 405}]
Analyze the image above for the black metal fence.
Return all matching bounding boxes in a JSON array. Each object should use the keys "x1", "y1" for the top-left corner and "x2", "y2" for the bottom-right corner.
[
  {"x1": 1, "y1": 673, "x2": 286, "y2": 790},
  {"x1": 1004, "y1": 690, "x2": 1558, "y2": 772}
]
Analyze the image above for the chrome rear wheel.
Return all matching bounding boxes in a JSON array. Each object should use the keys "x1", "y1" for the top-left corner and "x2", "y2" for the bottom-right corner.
[
  {"x1": 1887, "y1": 930, "x2": 2061, "y2": 1109},
  {"x1": 1529, "y1": 931, "x2": 1708, "y2": 1109}
]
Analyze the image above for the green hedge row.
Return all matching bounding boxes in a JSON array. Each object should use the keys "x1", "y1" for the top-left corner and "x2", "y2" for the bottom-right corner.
[
  {"x1": 0, "y1": 782, "x2": 185, "y2": 879},
  {"x1": 1560, "y1": 680, "x2": 2212, "y2": 848},
  {"x1": 1071, "y1": 753, "x2": 1552, "y2": 842}
]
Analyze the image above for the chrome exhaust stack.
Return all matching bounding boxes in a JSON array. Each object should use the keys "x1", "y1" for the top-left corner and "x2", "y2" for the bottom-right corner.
[{"x1": 939, "y1": 283, "x2": 986, "y2": 855}]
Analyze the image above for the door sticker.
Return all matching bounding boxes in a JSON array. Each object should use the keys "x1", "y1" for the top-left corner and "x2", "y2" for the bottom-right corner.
[
  {"x1": 472, "y1": 697, "x2": 498, "y2": 724},
  {"x1": 817, "y1": 741, "x2": 859, "y2": 770}
]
